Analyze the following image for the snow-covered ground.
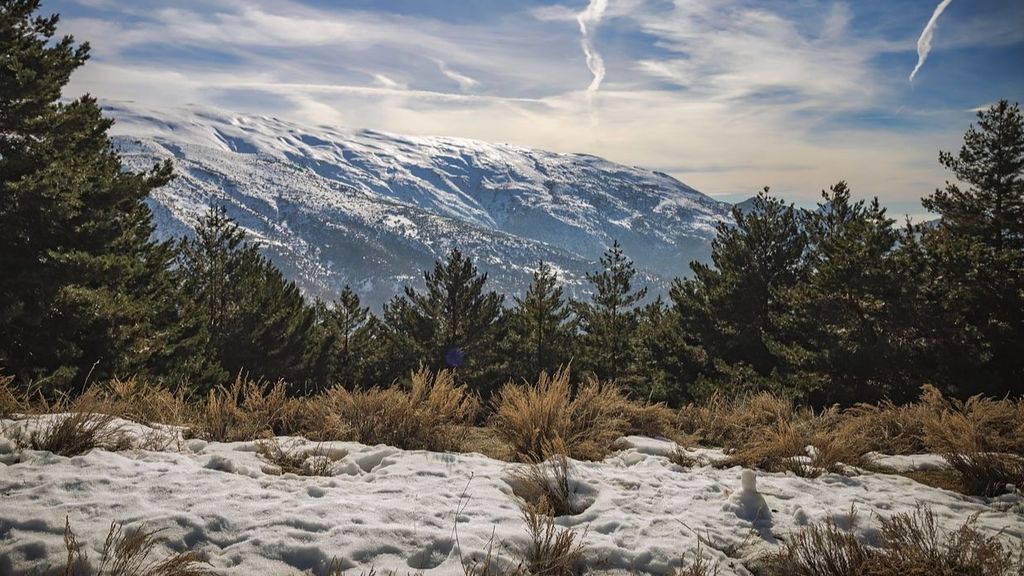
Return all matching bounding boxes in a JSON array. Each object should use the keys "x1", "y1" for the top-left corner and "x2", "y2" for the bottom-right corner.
[{"x1": 1, "y1": 417, "x2": 1021, "y2": 575}]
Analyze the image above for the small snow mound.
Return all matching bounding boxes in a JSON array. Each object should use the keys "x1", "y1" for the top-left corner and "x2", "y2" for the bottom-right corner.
[
  {"x1": 726, "y1": 469, "x2": 772, "y2": 524},
  {"x1": 205, "y1": 455, "x2": 235, "y2": 473},
  {"x1": 0, "y1": 437, "x2": 16, "y2": 455}
]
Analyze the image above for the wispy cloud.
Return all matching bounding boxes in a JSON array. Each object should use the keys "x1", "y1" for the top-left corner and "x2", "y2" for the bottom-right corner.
[
  {"x1": 909, "y1": 0, "x2": 954, "y2": 82},
  {"x1": 576, "y1": 0, "x2": 608, "y2": 123},
  {"x1": 52, "y1": 0, "x2": 1024, "y2": 213},
  {"x1": 436, "y1": 60, "x2": 479, "y2": 92}
]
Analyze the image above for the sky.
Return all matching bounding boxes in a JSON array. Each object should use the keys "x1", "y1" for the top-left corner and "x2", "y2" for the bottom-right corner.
[{"x1": 50, "y1": 0, "x2": 1024, "y2": 219}]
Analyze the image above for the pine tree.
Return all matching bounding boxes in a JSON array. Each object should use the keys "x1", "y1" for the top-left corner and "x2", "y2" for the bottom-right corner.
[
  {"x1": 382, "y1": 249, "x2": 505, "y2": 394},
  {"x1": 0, "y1": 0, "x2": 191, "y2": 390},
  {"x1": 176, "y1": 207, "x2": 323, "y2": 390},
  {"x1": 321, "y1": 285, "x2": 377, "y2": 389},
  {"x1": 926, "y1": 100, "x2": 1024, "y2": 252},
  {"x1": 575, "y1": 241, "x2": 647, "y2": 382},
  {"x1": 671, "y1": 189, "x2": 807, "y2": 394},
  {"x1": 918, "y1": 101, "x2": 1024, "y2": 397},
  {"x1": 626, "y1": 297, "x2": 702, "y2": 404},
  {"x1": 506, "y1": 261, "x2": 575, "y2": 381},
  {"x1": 783, "y1": 182, "x2": 919, "y2": 404}
]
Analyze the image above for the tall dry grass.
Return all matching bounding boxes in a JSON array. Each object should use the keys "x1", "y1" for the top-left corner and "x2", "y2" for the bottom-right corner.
[
  {"x1": 322, "y1": 369, "x2": 478, "y2": 451},
  {"x1": 490, "y1": 368, "x2": 673, "y2": 462},
  {"x1": 761, "y1": 506, "x2": 1022, "y2": 576},
  {"x1": 194, "y1": 376, "x2": 296, "y2": 442}
]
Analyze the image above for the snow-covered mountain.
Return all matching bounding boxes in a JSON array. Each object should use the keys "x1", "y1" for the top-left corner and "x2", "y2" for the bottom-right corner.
[{"x1": 105, "y1": 101, "x2": 731, "y2": 308}]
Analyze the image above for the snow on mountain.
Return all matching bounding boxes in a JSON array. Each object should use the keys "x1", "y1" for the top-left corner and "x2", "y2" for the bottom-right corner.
[{"x1": 104, "y1": 101, "x2": 731, "y2": 308}]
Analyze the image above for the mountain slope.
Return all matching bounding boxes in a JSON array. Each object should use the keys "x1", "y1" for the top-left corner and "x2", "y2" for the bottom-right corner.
[{"x1": 105, "y1": 101, "x2": 731, "y2": 308}]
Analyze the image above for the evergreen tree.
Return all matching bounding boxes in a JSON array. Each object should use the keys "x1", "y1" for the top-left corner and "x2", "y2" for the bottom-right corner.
[
  {"x1": 0, "y1": 0, "x2": 194, "y2": 390},
  {"x1": 926, "y1": 100, "x2": 1024, "y2": 252},
  {"x1": 575, "y1": 241, "x2": 647, "y2": 382},
  {"x1": 626, "y1": 297, "x2": 702, "y2": 404},
  {"x1": 176, "y1": 207, "x2": 324, "y2": 390},
  {"x1": 506, "y1": 261, "x2": 575, "y2": 381},
  {"x1": 382, "y1": 249, "x2": 505, "y2": 394},
  {"x1": 671, "y1": 190, "x2": 807, "y2": 395},
  {"x1": 783, "y1": 182, "x2": 920, "y2": 404},
  {"x1": 320, "y1": 285, "x2": 377, "y2": 389},
  {"x1": 918, "y1": 101, "x2": 1024, "y2": 397}
]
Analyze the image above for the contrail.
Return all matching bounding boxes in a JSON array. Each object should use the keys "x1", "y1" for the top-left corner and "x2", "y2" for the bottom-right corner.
[
  {"x1": 909, "y1": 0, "x2": 953, "y2": 83},
  {"x1": 577, "y1": 0, "x2": 608, "y2": 121}
]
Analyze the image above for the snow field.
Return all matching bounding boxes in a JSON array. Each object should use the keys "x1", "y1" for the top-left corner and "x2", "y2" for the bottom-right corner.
[{"x1": 0, "y1": 418, "x2": 1021, "y2": 575}]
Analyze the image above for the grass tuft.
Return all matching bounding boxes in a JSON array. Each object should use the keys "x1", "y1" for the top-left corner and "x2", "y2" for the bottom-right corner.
[
  {"x1": 490, "y1": 369, "x2": 631, "y2": 462},
  {"x1": 762, "y1": 506, "x2": 1023, "y2": 576},
  {"x1": 325, "y1": 369, "x2": 478, "y2": 451}
]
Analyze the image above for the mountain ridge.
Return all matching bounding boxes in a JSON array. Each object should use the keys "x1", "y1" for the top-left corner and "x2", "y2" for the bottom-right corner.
[{"x1": 105, "y1": 100, "x2": 732, "y2": 308}]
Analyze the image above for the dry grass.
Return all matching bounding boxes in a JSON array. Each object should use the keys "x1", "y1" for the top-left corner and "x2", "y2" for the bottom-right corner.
[
  {"x1": 762, "y1": 506, "x2": 1023, "y2": 576},
  {"x1": 510, "y1": 453, "x2": 583, "y2": 518},
  {"x1": 1, "y1": 374, "x2": 25, "y2": 418},
  {"x1": 673, "y1": 542, "x2": 720, "y2": 576},
  {"x1": 324, "y1": 369, "x2": 478, "y2": 451},
  {"x1": 518, "y1": 499, "x2": 586, "y2": 576},
  {"x1": 676, "y1": 391, "x2": 799, "y2": 448},
  {"x1": 255, "y1": 437, "x2": 336, "y2": 476},
  {"x1": 838, "y1": 385, "x2": 1024, "y2": 456},
  {"x1": 193, "y1": 376, "x2": 295, "y2": 442},
  {"x1": 33, "y1": 517, "x2": 213, "y2": 575},
  {"x1": 490, "y1": 369, "x2": 631, "y2": 462},
  {"x1": 10, "y1": 389, "x2": 134, "y2": 456},
  {"x1": 93, "y1": 380, "x2": 193, "y2": 427},
  {"x1": 944, "y1": 452, "x2": 1024, "y2": 497}
]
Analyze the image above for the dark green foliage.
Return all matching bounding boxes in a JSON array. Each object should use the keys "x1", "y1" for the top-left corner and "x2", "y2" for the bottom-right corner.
[
  {"x1": 0, "y1": 0, "x2": 197, "y2": 391},
  {"x1": 175, "y1": 207, "x2": 324, "y2": 391},
  {"x1": 671, "y1": 190, "x2": 807, "y2": 398},
  {"x1": 505, "y1": 261, "x2": 575, "y2": 382},
  {"x1": 382, "y1": 249, "x2": 505, "y2": 395},
  {"x1": 625, "y1": 297, "x2": 703, "y2": 404},
  {"x1": 781, "y1": 182, "x2": 922, "y2": 404},
  {"x1": 915, "y1": 101, "x2": 1024, "y2": 398},
  {"x1": 317, "y1": 285, "x2": 381, "y2": 389},
  {"x1": 575, "y1": 241, "x2": 647, "y2": 382}
]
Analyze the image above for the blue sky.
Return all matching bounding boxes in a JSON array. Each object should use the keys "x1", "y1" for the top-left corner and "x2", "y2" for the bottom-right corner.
[{"x1": 51, "y1": 0, "x2": 1024, "y2": 218}]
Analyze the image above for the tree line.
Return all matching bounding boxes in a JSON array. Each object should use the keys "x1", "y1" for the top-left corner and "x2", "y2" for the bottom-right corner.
[{"x1": 1, "y1": 0, "x2": 1021, "y2": 406}]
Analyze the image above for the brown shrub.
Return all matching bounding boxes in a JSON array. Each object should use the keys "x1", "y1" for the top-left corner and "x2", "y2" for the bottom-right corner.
[
  {"x1": 676, "y1": 391, "x2": 799, "y2": 448},
  {"x1": 761, "y1": 506, "x2": 1022, "y2": 576},
  {"x1": 193, "y1": 376, "x2": 291, "y2": 441},
  {"x1": 1, "y1": 374, "x2": 24, "y2": 418},
  {"x1": 944, "y1": 452, "x2": 1024, "y2": 497},
  {"x1": 490, "y1": 369, "x2": 628, "y2": 462},
  {"x1": 95, "y1": 379, "x2": 193, "y2": 426},
  {"x1": 255, "y1": 437, "x2": 336, "y2": 476},
  {"x1": 326, "y1": 369, "x2": 478, "y2": 451},
  {"x1": 839, "y1": 385, "x2": 1024, "y2": 457}
]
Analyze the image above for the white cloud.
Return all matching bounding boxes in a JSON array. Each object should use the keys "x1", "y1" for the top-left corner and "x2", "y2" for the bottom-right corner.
[
  {"x1": 56, "y1": 0, "x2": 1004, "y2": 212},
  {"x1": 910, "y1": 0, "x2": 954, "y2": 82}
]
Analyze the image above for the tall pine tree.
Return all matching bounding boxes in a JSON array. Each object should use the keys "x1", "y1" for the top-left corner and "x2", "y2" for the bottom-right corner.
[
  {"x1": 319, "y1": 285, "x2": 378, "y2": 389},
  {"x1": 782, "y1": 182, "x2": 920, "y2": 404},
  {"x1": 506, "y1": 261, "x2": 575, "y2": 381},
  {"x1": 176, "y1": 207, "x2": 325, "y2": 391},
  {"x1": 575, "y1": 241, "x2": 647, "y2": 382},
  {"x1": 0, "y1": 0, "x2": 194, "y2": 390},
  {"x1": 671, "y1": 190, "x2": 807, "y2": 396},
  {"x1": 918, "y1": 101, "x2": 1024, "y2": 397},
  {"x1": 382, "y1": 249, "x2": 505, "y2": 394}
]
